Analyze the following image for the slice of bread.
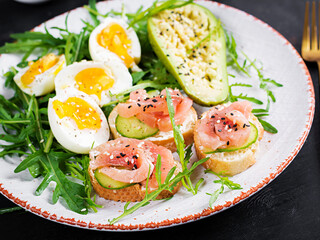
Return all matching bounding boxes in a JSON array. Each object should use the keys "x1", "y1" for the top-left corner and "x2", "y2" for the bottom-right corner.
[
  {"x1": 194, "y1": 112, "x2": 264, "y2": 176},
  {"x1": 88, "y1": 160, "x2": 182, "y2": 202},
  {"x1": 108, "y1": 106, "x2": 197, "y2": 152}
]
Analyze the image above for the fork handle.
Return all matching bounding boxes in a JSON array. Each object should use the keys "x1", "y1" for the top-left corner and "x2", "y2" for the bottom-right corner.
[{"x1": 317, "y1": 62, "x2": 320, "y2": 86}]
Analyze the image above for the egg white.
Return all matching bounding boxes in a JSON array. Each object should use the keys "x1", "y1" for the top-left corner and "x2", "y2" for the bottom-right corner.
[
  {"x1": 48, "y1": 87, "x2": 110, "y2": 154},
  {"x1": 13, "y1": 54, "x2": 65, "y2": 96},
  {"x1": 54, "y1": 60, "x2": 132, "y2": 107},
  {"x1": 89, "y1": 17, "x2": 141, "y2": 72}
]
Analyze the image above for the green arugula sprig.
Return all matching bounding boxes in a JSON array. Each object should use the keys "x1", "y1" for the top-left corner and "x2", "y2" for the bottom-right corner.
[
  {"x1": 107, "y1": 89, "x2": 209, "y2": 224},
  {"x1": 225, "y1": 31, "x2": 282, "y2": 133},
  {"x1": 205, "y1": 170, "x2": 242, "y2": 208},
  {"x1": 166, "y1": 88, "x2": 205, "y2": 194},
  {"x1": 0, "y1": 206, "x2": 23, "y2": 215}
]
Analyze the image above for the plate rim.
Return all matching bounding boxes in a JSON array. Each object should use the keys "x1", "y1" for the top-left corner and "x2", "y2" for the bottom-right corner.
[{"x1": 0, "y1": 0, "x2": 315, "y2": 231}]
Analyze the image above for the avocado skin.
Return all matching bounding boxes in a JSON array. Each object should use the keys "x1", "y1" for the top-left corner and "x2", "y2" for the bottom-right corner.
[{"x1": 147, "y1": 3, "x2": 229, "y2": 106}]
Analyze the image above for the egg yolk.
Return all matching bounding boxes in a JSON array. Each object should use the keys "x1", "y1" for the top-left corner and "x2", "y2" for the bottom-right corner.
[
  {"x1": 21, "y1": 53, "x2": 59, "y2": 87},
  {"x1": 97, "y1": 23, "x2": 134, "y2": 68},
  {"x1": 53, "y1": 97, "x2": 101, "y2": 130},
  {"x1": 74, "y1": 68, "x2": 114, "y2": 100}
]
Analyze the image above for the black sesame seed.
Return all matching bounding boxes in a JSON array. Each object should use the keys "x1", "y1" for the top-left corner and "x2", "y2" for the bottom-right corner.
[
  {"x1": 218, "y1": 129, "x2": 222, "y2": 132},
  {"x1": 221, "y1": 117, "x2": 225, "y2": 120},
  {"x1": 152, "y1": 99, "x2": 157, "y2": 102},
  {"x1": 120, "y1": 153, "x2": 126, "y2": 157},
  {"x1": 125, "y1": 145, "x2": 130, "y2": 147},
  {"x1": 128, "y1": 105, "x2": 132, "y2": 109},
  {"x1": 227, "y1": 141, "x2": 230, "y2": 145}
]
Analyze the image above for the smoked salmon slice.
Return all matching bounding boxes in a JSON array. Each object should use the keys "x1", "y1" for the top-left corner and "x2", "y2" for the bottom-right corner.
[
  {"x1": 117, "y1": 88, "x2": 193, "y2": 132},
  {"x1": 196, "y1": 101, "x2": 253, "y2": 151},
  {"x1": 89, "y1": 137, "x2": 177, "y2": 189}
]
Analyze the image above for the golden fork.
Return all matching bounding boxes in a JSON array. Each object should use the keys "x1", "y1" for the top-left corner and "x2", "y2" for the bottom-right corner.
[{"x1": 302, "y1": 1, "x2": 320, "y2": 77}]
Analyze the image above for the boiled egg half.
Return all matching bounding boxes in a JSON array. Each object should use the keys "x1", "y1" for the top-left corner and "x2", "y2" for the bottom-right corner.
[
  {"x1": 48, "y1": 87, "x2": 109, "y2": 154},
  {"x1": 14, "y1": 53, "x2": 65, "y2": 96},
  {"x1": 54, "y1": 60, "x2": 132, "y2": 107},
  {"x1": 89, "y1": 17, "x2": 141, "y2": 71}
]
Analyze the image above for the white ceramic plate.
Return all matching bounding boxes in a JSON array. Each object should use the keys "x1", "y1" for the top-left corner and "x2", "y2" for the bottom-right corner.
[{"x1": 0, "y1": 0, "x2": 315, "y2": 231}]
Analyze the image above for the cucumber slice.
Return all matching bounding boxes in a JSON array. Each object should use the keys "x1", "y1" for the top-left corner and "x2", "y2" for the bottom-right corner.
[
  {"x1": 205, "y1": 122, "x2": 258, "y2": 154},
  {"x1": 147, "y1": 90, "x2": 160, "y2": 98},
  {"x1": 115, "y1": 114, "x2": 159, "y2": 139},
  {"x1": 94, "y1": 169, "x2": 135, "y2": 190}
]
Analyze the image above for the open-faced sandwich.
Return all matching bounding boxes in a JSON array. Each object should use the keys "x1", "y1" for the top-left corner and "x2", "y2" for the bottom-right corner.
[
  {"x1": 108, "y1": 88, "x2": 197, "y2": 152},
  {"x1": 88, "y1": 137, "x2": 182, "y2": 202},
  {"x1": 194, "y1": 101, "x2": 264, "y2": 176}
]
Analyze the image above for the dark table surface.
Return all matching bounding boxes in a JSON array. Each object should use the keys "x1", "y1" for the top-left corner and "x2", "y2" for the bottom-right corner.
[{"x1": 0, "y1": 0, "x2": 319, "y2": 239}]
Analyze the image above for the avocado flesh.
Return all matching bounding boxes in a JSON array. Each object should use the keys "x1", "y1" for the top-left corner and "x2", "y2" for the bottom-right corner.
[{"x1": 148, "y1": 3, "x2": 228, "y2": 106}]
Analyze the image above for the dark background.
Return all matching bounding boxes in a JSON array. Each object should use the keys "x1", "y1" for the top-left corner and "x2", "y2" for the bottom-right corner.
[{"x1": 0, "y1": 0, "x2": 319, "y2": 239}]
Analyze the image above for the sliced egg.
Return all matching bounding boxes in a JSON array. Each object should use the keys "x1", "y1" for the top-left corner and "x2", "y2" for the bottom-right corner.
[
  {"x1": 54, "y1": 60, "x2": 132, "y2": 107},
  {"x1": 48, "y1": 87, "x2": 110, "y2": 154},
  {"x1": 14, "y1": 53, "x2": 65, "y2": 96},
  {"x1": 89, "y1": 17, "x2": 141, "y2": 71}
]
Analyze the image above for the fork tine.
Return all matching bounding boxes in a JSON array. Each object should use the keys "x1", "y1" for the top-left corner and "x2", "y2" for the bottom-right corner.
[
  {"x1": 311, "y1": 1, "x2": 318, "y2": 49},
  {"x1": 302, "y1": 2, "x2": 310, "y2": 52}
]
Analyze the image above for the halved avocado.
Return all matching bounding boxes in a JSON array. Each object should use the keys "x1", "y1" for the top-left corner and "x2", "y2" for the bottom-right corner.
[{"x1": 148, "y1": 2, "x2": 228, "y2": 106}]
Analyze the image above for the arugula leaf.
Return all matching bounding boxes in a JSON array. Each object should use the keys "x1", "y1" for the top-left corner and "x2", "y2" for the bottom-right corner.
[
  {"x1": 0, "y1": 206, "x2": 23, "y2": 215},
  {"x1": 257, "y1": 118, "x2": 278, "y2": 134},
  {"x1": 225, "y1": 29, "x2": 282, "y2": 133},
  {"x1": 88, "y1": 0, "x2": 100, "y2": 27},
  {"x1": 165, "y1": 88, "x2": 205, "y2": 194},
  {"x1": 131, "y1": 71, "x2": 148, "y2": 85},
  {"x1": 205, "y1": 170, "x2": 242, "y2": 208}
]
